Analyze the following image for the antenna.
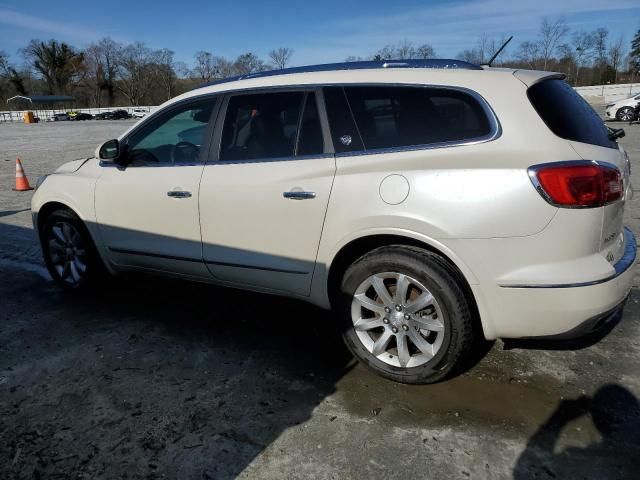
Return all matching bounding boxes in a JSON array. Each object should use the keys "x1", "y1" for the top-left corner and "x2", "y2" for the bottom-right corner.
[{"x1": 483, "y1": 36, "x2": 513, "y2": 67}]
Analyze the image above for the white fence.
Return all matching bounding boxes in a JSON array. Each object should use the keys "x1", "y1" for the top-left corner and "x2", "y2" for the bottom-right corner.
[
  {"x1": 575, "y1": 83, "x2": 640, "y2": 104},
  {"x1": 0, "y1": 106, "x2": 156, "y2": 122}
]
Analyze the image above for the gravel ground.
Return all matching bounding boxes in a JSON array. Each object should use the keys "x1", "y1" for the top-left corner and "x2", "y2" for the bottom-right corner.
[{"x1": 1, "y1": 116, "x2": 640, "y2": 479}]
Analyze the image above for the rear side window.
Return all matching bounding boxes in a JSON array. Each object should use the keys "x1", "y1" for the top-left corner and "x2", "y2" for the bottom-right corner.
[
  {"x1": 528, "y1": 79, "x2": 616, "y2": 149},
  {"x1": 329, "y1": 86, "x2": 492, "y2": 152}
]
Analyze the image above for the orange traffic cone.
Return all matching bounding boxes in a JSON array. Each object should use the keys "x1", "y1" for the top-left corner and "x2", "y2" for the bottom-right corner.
[{"x1": 13, "y1": 158, "x2": 33, "y2": 191}]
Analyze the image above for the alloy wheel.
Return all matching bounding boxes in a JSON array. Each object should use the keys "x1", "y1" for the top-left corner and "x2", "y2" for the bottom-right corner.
[
  {"x1": 47, "y1": 221, "x2": 88, "y2": 286},
  {"x1": 619, "y1": 107, "x2": 634, "y2": 121},
  {"x1": 350, "y1": 272, "x2": 445, "y2": 368}
]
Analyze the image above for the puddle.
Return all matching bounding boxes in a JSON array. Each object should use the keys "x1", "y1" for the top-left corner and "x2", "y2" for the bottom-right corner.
[{"x1": 335, "y1": 362, "x2": 576, "y2": 435}]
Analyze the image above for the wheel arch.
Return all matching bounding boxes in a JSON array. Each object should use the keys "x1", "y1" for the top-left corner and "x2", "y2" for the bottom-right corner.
[
  {"x1": 326, "y1": 233, "x2": 488, "y2": 339},
  {"x1": 36, "y1": 200, "x2": 113, "y2": 274}
]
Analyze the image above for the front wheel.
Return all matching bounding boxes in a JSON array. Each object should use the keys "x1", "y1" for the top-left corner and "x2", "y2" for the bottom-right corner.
[
  {"x1": 338, "y1": 246, "x2": 475, "y2": 384},
  {"x1": 617, "y1": 107, "x2": 634, "y2": 122},
  {"x1": 41, "y1": 209, "x2": 105, "y2": 290}
]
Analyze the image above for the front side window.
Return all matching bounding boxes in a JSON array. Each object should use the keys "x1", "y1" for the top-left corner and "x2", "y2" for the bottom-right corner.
[
  {"x1": 127, "y1": 98, "x2": 217, "y2": 165},
  {"x1": 220, "y1": 91, "x2": 323, "y2": 161},
  {"x1": 343, "y1": 86, "x2": 492, "y2": 151}
]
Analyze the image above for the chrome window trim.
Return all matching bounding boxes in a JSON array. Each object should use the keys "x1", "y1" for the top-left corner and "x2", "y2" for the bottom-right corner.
[
  {"x1": 207, "y1": 152, "x2": 334, "y2": 166},
  {"x1": 527, "y1": 160, "x2": 622, "y2": 209},
  {"x1": 501, "y1": 228, "x2": 636, "y2": 289}
]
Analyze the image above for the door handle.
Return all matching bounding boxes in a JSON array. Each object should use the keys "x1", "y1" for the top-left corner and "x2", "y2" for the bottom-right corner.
[
  {"x1": 283, "y1": 191, "x2": 316, "y2": 200},
  {"x1": 167, "y1": 190, "x2": 192, "y2": 198}
]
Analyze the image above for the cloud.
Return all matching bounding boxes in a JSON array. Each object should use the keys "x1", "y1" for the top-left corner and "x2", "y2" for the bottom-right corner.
[{"x1": 0, "y1": 8, "x2": 120, "y2": 45}]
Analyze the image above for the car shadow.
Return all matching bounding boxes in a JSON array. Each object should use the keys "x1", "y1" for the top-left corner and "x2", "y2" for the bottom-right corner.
[{"x1": 0, "y1": 222, "x2": 356, "y2": 478}]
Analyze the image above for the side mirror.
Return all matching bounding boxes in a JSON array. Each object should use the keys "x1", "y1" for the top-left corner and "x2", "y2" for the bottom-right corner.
[{"x1": 96, "y1": 139, "x2": 119, "y2": 161}]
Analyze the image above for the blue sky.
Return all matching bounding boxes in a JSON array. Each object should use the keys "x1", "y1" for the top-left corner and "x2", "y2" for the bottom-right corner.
[{"x1": 1, "y1": 0, "x2": 639, "y2": 67}]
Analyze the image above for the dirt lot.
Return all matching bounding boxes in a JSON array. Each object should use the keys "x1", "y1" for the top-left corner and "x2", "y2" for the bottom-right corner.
[{"x1": 1, "y1": 117, "x2": 640, "y2": 479}]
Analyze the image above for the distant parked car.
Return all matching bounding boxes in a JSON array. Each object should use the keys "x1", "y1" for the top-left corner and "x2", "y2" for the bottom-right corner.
[
  {"x1": 73, "y1": 113, "x2": 94, "y2": 121},
  {"x1": 94, "y1": 110, "x2": 131, "y2": 120},
  {"x1": 107, "y1": 110, "x2": 131, "y2": 120},
  {"x1": 47, "y1": 113, "x2": 69, "y2": 122},
  {"x1": 605, "y1": 94, "x2": 640, "y2": 121},
  {"x1": 132, "y1": 109, "x2": 147, "y2": 118}
]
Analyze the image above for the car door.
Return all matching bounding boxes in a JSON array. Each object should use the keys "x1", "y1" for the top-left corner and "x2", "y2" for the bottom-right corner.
[
  {"x1": 199, "y1": 89, "x2": 335, "y2": 295},
  {"x1": 95, "y1": 96, "x2": 219, "y2": 277}
]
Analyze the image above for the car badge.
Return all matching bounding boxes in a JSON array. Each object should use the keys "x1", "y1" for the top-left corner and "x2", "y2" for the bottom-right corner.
[{"x1": 340, "y1": 135, "x2": 352, "y2": 146}]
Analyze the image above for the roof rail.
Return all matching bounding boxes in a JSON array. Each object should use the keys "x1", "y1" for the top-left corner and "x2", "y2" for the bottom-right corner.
[{"x1": 193, "y1": 59, "x2": 482, "y2": 90}]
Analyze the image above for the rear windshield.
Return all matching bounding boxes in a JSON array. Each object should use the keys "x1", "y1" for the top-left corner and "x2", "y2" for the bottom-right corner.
[{"x1": 528, "y1": 79, "x2": 616, "y2": 149}]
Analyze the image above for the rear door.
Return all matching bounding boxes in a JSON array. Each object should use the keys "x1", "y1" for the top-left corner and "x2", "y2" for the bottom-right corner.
[
  {"x1": 528, "y1": 78, "x2": 631, "y2": 263},
  {"x1": 199, "y1": 89, "x2": 335, "y2": 295}
]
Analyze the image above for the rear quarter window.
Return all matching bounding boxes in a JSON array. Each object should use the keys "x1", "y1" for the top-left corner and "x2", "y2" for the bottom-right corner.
[
  {"x1": 343, "y1": 86, "x2": 492, "y2": 151},
  {"x1": 528, "y1": 79, "x2": 616, "y2": 149}
]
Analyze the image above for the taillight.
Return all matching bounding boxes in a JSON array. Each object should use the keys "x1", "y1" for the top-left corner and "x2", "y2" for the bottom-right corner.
[{"x1": 528, "y1": 161, "x2": 623, "y2": 208}]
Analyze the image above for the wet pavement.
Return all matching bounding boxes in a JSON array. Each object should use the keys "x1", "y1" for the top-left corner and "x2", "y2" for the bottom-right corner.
[{"x1": 1, "y1": 118, "x2": 640, "y2": 479}]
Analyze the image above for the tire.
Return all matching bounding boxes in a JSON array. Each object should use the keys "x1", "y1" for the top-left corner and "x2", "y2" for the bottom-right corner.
[
  {"x1": 616, "y1": 107, "x2": 634, "y2": 122},
  {"x1": 40, "y1": 209, "x2": 106, "y2": 290},
  {"x1": 338, "y1": 246, "x2": 475, "y2": 384}
]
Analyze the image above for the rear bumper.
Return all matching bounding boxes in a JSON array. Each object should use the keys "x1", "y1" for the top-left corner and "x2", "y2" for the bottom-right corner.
[{"x1": 475, "y1": 228, "x2": 636, "y2": 339}]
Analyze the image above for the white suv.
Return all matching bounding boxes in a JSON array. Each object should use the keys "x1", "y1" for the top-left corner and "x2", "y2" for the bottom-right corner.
[{"x1": 32, "y1": 59, "x2": 636, "y2": 384}]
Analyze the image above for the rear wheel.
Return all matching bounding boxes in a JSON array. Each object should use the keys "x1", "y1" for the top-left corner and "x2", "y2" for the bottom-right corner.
[
  {"x1": 616, "y1": 107, "x2": 634, "y2": 121},
  {"x1": 338, "y1": 246, "x2": 475, "y2": 384},
  {"x1": 41, "y1": 209, "x2": 105, "y2": 289}
]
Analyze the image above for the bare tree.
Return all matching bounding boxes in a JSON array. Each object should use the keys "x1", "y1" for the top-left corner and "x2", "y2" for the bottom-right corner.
[
  {"x1": 268, "y1": 48, "x2": 294, "y2": 69},
  {"x1": 155, "y1": 48, "x2": 176, "y2": 101},
  {"x1": 608, "y1": 35, "x2": 625, "y2": 83},
  {"x1": 457, "y1": 48, "x2": 482, "y2": 64},
  {"x1": 115, "y1": 42, "x2": 157, "y2": 106},
  {"x1": 193, "y1": 51, "x2": 217, "y2": 82},
  {"x1": 233, "y1": 53, "x2": 265, "y2": 75},
  {"x1": 517, "y1": 41, "x2": 541, "y2": 69},
  {"x1": 374, "y1": 45, "x2": 395, "y2": 60},
  {"x1": 85, "y1": 37, "x2": 120, "y2": 106},
  {"x1": 570, "y1": 31, "x2": 596, "y2": 85},
  {"x1": 416, "y1": 44, "x2": 436, "y2": 59},
  {"x1": 539, "y1": 18, "x2": 570, "y2": 70},
  {"x1": 594, "y1": 28, "x2": 609, "y2": 66},
  {"x1": 395, "y1": 40, "x2": 416, "y2": 59}
]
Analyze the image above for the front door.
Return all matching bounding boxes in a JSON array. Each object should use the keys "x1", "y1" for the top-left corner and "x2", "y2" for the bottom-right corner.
[
  {"x1": 95, "y1": 97, "x2": 218, "y2": 277},
  {"x1": 199, "y1": 90, "x2": 335, "y2": 295}
]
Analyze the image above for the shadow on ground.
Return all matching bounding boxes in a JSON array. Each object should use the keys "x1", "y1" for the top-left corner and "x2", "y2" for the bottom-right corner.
[{"x1": 0, "y1": 267, "x2": 355, "y2": 479}]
